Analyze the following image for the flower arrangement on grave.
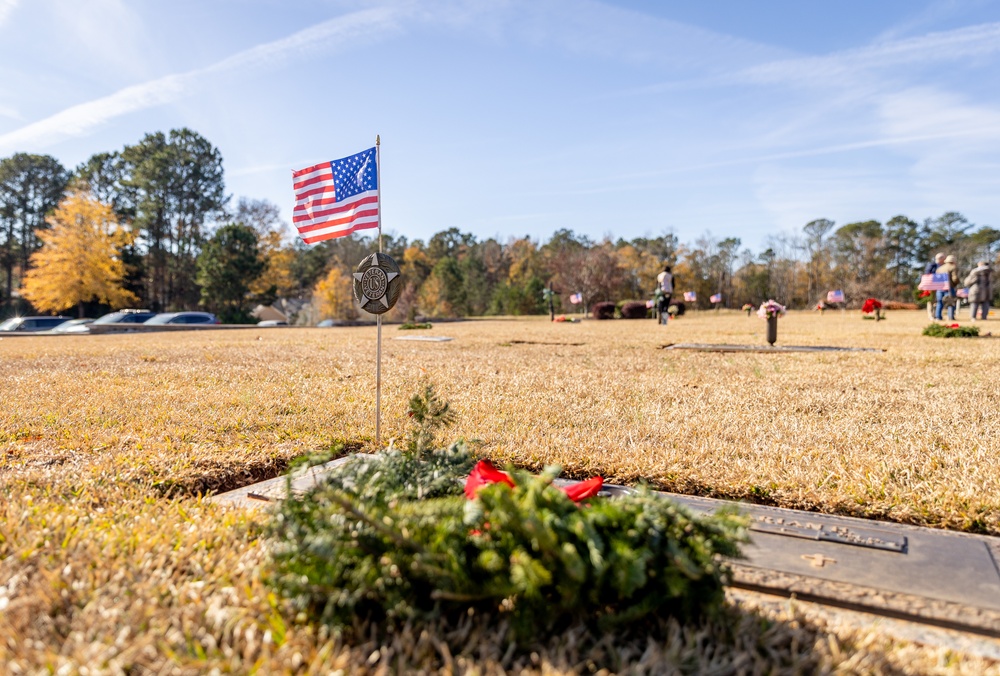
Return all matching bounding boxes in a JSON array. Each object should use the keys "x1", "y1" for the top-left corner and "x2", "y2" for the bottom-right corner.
[
  {"x1": 742, "y1": 303, "x2": 753, "y2": 316},
  {"x1": 265, "y1": 386, "x2": 747, "y2": 641},
  {"x1": 756, "y1": 299, "x2": 786, "y2": 320},
  {"x1": 861, "y1": 298, "x2": 883, "y2": 321}
]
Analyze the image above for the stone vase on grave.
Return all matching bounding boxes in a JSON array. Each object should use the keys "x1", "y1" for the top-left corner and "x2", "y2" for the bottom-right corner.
[{"x1": 766, "y1": 315, "x2": 778, "y2": 346}]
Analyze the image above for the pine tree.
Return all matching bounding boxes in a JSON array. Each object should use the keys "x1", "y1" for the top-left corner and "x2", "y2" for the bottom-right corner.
[
  {"x1": 196, "y1": 223, "x2": 265, "y2": 323},
  {"x1": 20, "y1": 191, "x2": 137, "y2": 316}
]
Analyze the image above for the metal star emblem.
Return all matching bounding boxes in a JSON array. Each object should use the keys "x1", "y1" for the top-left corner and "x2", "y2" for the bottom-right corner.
[{"x1": 353, "y1": 252, "x2": 402, "y2": 315}]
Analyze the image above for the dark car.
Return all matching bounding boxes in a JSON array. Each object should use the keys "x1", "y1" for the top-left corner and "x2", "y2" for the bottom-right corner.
[
  {"x1": 95, "y1": 309, "x2": 158, "y2": 324},
  {"x1": 144, "y1": 312, "x2": 220, "y2": 325},
  {"x1": 0, "y1": 316, "x2": 71, "y2": 332}
]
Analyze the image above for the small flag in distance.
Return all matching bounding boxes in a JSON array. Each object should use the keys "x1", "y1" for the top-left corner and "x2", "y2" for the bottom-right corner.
[
  {"x1": 293, "y1": 147, "x2": 378, "y2": 244},
  {"x1": 569, "y1": 292, "x2": 583, "y2": 304},
  {"x1": 710, "y1": 293, "x2": 722, "y2": 303},
  {"x1": 684, "y1": 291, "x2": 696, "y2": 302},
  {"x1": 826, "y1": 289, "x2": 845, "y2": 303}
]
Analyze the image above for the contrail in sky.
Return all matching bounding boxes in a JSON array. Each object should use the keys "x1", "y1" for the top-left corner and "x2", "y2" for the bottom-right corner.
[{"x1": 0, "y1": 6, "x2": 405, "y2": 154}]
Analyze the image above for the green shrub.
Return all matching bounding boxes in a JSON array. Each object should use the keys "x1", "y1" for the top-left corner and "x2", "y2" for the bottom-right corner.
[
  {"x1": 265, "y1": 449, "x2": 747, "y2": 640},
  {"x1": 591, "y1": 302, "x2": 615, "y2": 320},
  {"x1": 922, "y1": 323, "x2": 980, "y2": 338},
  {"x1": 620, "y1": 301, "x2": 650, "y2": 319}
]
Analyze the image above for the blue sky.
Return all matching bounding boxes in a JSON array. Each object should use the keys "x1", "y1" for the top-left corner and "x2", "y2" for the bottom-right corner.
[{"x1": 1, "y1": 0, "x2": 999, "y2": 249}]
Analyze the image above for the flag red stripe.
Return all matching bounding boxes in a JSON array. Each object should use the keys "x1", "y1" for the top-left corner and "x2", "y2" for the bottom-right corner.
[
  {"x1": 293, "y1": 173, "x2": 335, "y2": 192},
  {"x1": 292, "y1": 162, "x2": 331, "y2": 179},
  {"x1": 294, "y1": 186, "x2": 336, "y2": 205},
  {"x1": 301, "y1": 221, "x2": 378, "y2": 244},
  {"x1": 293, "y1": 195, "x2": 378, "y2": 223},
  {"x1": 296, "y1": 207, "x2": 379, "y2": 234}
]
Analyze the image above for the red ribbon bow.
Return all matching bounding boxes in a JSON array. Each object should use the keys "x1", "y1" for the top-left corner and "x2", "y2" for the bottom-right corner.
[
  {"x1": 861, "y1": 298, "x2": 883, "y2": 314},
  {"x1": 464, "y1": 460, "x2": 603, "y2": 502}
]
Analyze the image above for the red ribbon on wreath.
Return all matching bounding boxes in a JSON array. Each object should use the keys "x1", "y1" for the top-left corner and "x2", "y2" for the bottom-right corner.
[{"x1": 464, "y1": 460, "x2": 603, "y2": 502}]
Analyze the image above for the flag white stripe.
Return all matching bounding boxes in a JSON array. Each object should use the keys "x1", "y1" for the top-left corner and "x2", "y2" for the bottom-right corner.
[
  {"x1": 294, "y1": 188, "x2": 375, "y2": 211},
  {"x1": 294, "y1": 200, "x2": 379, "y2": 231},
  {"x1": 293, "y1": 176, "x2": 335, "y2": 194},
  {"x1": 291, "y1": 164, "x2": 332, "y2": 182},
  {"x1": 295, "y1": 209, "x2": 379, "y2": 232},
  {"x1": 293, "y1": 191, "x2": 378, "y2": 226},
  {"x1": 299, "y1": 217, "x2": 379, "y2": 241}
]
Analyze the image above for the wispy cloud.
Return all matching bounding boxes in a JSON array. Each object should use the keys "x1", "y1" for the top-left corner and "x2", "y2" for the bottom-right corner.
[
  {"x1": 874, "y1": 0, "x2": 986, "y2": 43},
  {"x1": 0, "y1": 0, "x2": 17, "y2": 27},
  {"x1": 626, "y1": 20, "x2": 1000, "y2": 97},
  {"x1": 750, "y1": 85, "x2": 1000, "y2": 230},
  {"x1": 740, "y1": 22, "x2": 1000, "y2": 87},
  {"x1": 0, "y1": 6, "x2": 406, "y2": 154}
]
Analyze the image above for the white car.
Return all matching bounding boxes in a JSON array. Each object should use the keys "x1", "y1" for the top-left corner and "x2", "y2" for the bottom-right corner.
[{"x1": 50, "y1": 318, "x2": 95, "y2": 333}]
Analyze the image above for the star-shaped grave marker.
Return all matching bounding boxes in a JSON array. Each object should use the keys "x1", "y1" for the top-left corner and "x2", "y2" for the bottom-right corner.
[{"x1": 353, "y1": 252, "x2": 402, "y2": 314}]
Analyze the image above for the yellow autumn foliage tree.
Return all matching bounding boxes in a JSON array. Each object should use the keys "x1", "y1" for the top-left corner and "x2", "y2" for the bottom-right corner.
[
  {"x1": 313, "y1": 261, "x2": 358, "y2": 321},
  {"x1": 250, "y1": 229, "x2": 297, "y2": 299},
  {"x1": 20, "y1": 191, "x2": 138, "y2": 316},
  {"x1": 416, "y1": 272, "x2": 453, "y2": 317}
]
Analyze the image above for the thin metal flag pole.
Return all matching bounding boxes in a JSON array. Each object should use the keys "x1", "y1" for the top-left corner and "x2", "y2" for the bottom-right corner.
[{"x1": 375, "y1": 135, "x2": 383, "y2": 447}]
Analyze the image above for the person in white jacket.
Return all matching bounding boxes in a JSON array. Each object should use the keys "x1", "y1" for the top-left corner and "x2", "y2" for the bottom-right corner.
[{"x1": 655, "y1": 265, "x2": 674, "y2": 325}]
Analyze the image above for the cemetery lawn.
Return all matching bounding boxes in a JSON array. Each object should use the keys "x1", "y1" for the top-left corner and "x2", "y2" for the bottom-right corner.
[{"x1": 2, "y1": 310, "x2": 1000, "y2": 673}]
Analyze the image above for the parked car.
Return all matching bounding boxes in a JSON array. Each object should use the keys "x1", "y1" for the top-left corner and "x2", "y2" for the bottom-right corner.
[
  {"x1": 0, "y1": 316, "x2": 71, "y2": 332},
  {"x1": 145, "y1": 312, "x2": 220, "y2": 325},
  {"x1": 257, "y1": 319, "x2": 288, "y2": 327},
  {"x1": 50, "y1": 318, "x2": 95, "y2": 333},
  {"x1": 61, "y1": 309, "x2": 157, "y2": 333}
]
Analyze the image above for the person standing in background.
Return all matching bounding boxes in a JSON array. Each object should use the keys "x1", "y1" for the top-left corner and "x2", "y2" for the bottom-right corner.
[
  {"x1": 965, "y1": 260, "x2": 992, "y2": 321},
  {"x1": 656, "y1": 265, "x2": 673, "y2": 325},
  {"x1": 935, "y1": 255, "x2": 959, "y2": 321}
]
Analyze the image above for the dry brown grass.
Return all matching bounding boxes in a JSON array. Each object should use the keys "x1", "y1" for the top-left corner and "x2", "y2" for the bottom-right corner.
[{"x1": 2, "y1": 311, "x2": 1000, "y2": 672}]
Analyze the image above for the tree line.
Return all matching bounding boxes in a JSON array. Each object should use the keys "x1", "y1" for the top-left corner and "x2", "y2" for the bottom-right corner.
[{"x1": 2, "y1": 128, "x2": 998, "y2": 322}]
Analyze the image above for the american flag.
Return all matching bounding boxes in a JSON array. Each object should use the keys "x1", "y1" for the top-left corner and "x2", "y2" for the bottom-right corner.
[
  {"x1": 957, "y1": 288, "x2": 969, "y2": 298},
  {"x1": 710, "y1": 293, "x2": 722, "y2": 303},
  {"x1": 292, "y1": 147, "x2": 378, "y2": 244},
  {"x1": 827, "y1": 289, "x2": 845, "y2": 303},
  {"x1": 569, "y1": 292, "x2": 583, "y2": 304},
  {"x1": 918, "y1": 273, "x2": 950, "y2": 291},
  {"x1": 683, "y1": 291, "x2": 696, "y2": 302}
]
